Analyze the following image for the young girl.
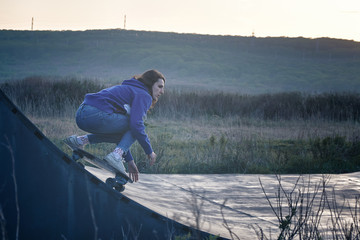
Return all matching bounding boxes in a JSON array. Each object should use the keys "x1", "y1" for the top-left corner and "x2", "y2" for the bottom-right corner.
[{"x1": 64, "y1": 69, "x2": 165, "y2": 182}]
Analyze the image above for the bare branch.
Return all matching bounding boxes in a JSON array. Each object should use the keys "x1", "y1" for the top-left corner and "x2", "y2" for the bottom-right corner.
[
  {"x1": 220, "y1": 199, "x2": 240, "y2": 240},
  {"x1": 1, "y1": 135, "x2": 20, "y2": 240}
]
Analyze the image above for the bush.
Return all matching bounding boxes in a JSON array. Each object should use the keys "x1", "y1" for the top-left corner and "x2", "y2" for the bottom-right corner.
[{"x1": 310, "y1": 136, "x2": 360, "y2": 173}]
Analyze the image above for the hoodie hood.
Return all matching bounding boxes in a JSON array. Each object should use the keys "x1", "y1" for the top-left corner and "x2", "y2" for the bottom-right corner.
[{"x1": 122, "y1": 78, "x2": 150, "y2": 95}]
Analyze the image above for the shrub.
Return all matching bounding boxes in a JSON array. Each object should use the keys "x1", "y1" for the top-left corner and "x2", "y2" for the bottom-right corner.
[{"x1": 310, "y1": 136, "x2": 360, "y2": 173}]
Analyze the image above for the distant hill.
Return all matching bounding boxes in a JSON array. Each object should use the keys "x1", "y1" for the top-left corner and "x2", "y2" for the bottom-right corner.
[{"x1": 0, "y1": 29, "x2": 359, "y2": 93}]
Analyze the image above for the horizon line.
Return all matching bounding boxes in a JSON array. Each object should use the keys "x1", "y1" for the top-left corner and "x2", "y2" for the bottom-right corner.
[{"x1": 0, "y1": 27, "x2": 358, "y2": 42}]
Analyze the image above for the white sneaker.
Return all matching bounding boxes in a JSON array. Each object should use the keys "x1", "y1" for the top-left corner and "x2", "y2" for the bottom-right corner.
[
  {"x1": 64, "y1": 135, "x2": 83, "y2": 149},
  {"x1": 104, "y1": 152, "x2": 126, "y2": 174}
]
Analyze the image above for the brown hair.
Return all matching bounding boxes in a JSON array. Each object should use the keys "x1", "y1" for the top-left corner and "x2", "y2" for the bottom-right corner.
[{"x1": 134, "y1": 69, "x2": 165, "y2": 108}]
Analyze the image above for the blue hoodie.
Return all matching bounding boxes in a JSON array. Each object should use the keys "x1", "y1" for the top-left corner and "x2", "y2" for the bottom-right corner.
[{"x1": 83, "y1": 78, "x2": 153, "y2": 161}]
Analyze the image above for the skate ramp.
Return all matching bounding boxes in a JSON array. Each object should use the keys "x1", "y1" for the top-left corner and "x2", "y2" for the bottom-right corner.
[
  {"x1": 0, "y1": 89, "x2": 225, "y2": 240},
  {"x1": 89, "y1": 168, "x2": 360, "y2": 239}
]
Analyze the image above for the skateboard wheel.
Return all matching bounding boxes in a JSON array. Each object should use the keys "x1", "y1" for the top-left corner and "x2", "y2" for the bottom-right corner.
[
  {"x1": 106, "y1": 178, "x2": 125, "y2": 192},
  {"x1": 106, "y1": 178, "x2": 116, "y2": 186},
  {"x1": 114, "y1": 185, "x2": 125, "y2": 192}
]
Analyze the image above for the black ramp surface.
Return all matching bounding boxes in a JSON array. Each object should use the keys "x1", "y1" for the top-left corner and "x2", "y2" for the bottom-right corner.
[{"x1": 0, "y1": 89, "x2": 225, "y2": 240}]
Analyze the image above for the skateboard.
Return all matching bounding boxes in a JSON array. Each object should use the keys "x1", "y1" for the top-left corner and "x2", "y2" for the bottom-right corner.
[{"x1": 67, "y1": 146, "x2": 133, "y2": 192}]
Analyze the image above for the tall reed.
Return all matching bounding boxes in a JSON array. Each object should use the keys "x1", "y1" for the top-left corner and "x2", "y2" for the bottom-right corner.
[
  {"x1": 0, "y1": 76, "x2": 104, "y2": 118},
  {"x1": 154, "y1": 90, "x2": 360, "y2": 121},
  {"x1": 2, "y1": 77, "x2": 360, "y2": 122}
]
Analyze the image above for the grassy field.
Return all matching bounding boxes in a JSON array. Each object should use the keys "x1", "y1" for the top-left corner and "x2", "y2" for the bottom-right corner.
[
  {"x1": 1, "y1": 76, "x2": 360, "y2": 174},
  {"x1": 2, "y1": 76, "x2": 360, "y2": 239}
]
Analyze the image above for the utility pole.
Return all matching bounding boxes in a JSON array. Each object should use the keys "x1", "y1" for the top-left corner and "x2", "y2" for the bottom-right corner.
[
  {"x1": 124, "y1": 15, "x2": 126, "y2": 29},
  {"x1": 31, "y1": 17, "x2": 34, "y2": 31}
]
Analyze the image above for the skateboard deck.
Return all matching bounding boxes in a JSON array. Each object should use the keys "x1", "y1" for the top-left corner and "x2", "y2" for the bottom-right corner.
[{"x1": 64, "y1": 143, "x2": 133, "y2": 192}]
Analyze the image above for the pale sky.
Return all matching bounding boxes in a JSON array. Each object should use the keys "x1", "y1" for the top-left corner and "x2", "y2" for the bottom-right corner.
[{"x1": 1, "y1": 0, "x2": 359, "y2": 41}]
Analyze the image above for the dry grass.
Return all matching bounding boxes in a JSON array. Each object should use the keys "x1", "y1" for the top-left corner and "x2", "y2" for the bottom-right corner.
[
  {"x1": 147, "y1": 116, "x2": 360, "y2": 142},
  {"x1": 30, "y1": 116, "x2": 83, "y2": 139},
  {"x1": 30, "y1": 114, "x2": 360, "y2": 144}
]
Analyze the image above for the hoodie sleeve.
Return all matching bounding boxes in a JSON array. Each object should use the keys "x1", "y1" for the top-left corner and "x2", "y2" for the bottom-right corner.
[
  {"x1": 124, "y1": 150, "x2": 133, "y2": 162},
  {"x1": 129, "y1": 93, "x2": 153, "y2": 155}
]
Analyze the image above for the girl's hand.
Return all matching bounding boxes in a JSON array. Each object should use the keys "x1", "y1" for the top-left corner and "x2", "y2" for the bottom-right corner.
[
  {"x1": 147, "y1": 152, "x2": 157, "y2": 166},
  {"x1": 127, "y1": 160, "x2": 139, "y2": 182}
]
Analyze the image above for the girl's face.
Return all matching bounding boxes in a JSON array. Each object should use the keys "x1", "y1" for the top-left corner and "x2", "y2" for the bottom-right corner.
[{"x1": 152, "y1": 79, "x2": 165, "y2": 101}]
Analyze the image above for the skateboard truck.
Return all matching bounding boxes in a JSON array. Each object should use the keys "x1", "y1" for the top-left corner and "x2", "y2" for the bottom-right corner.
[{"x1": 64, "y1": 143, "x2": 132, "y2": 192}]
